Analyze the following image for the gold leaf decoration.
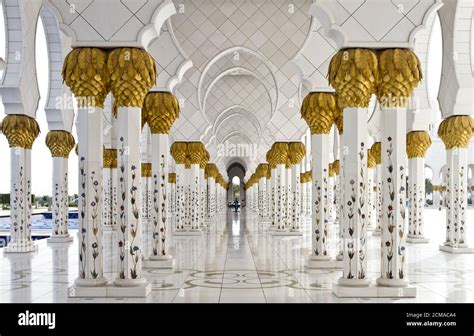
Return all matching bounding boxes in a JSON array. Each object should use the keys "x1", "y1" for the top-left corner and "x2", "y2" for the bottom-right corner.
[
  {"x1": 271, "y1": 142, "x2": 289, "y2": 165},
  {"x1": 143, "y1": 91, "x2": 180, "y2": 134},
  {"x1": 256, "y1": 163, "x2": 269, "y2": 179},
  {"x1": 170, "y1": 142, "x2": 187, "y2": 164},
  {"x1": 200, "y1": 149, "x2": 210, "y2": 170},
  {"x1": 205, "y1": 163, "x2": 218, "y2": 178},
  {"x1": 289, "y1": 142, "x2": 306, "y2": 164},
  {"x1": 332, "y1": 160, "x2": 340, "y2": 176},
  {"x1": 107, "y1": 48, "x2": 156, "y2": 108},
  {"x1": 141, "y1": 163, "x2": 152, "y2": 178},
  {"x1": 187, "y1": 142, "x2": 205, "y2": 165},
  {"x1": 45, "y1": 130, "x2": 75, "y2": 158},
  {"x1": 437, "y1": 115, "x2": 474, "y2": 149},
  {"x1": 367, "y1": 149, "x2": 376, "y2": 168},
  {"x1": 301, "y1": 92, "x2": 338, "y2": 134},
  {"x1": 62, "y1": 48, "x2": 109, "y2": 108},
  {"x1": 328, "y1": 48, "x2": 378, "y2": 108},
  {"x1": 168, "y1": 172, "x2": 176, "y2": 184},
  {"x1": 103, "y1": 148, "x2": 117, "y2": 169},
  {"x1": 370, "y1": 142, "x2": 382, "y2": 165},
  {"x1": 2, "y1": 115, "x2": 40, "y2": 149},
  {"x1": 377, "y1": 49, "x2": 422, "y2": 107},
  {"x1": 406, "y1": 131, "x2": 432, "y2": 158}
]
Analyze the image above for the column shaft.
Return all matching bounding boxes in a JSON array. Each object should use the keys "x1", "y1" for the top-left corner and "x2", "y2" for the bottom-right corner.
[
  {"x1": 339, "y1": 107, "x2": 369, "y2": 285},
  {"x1": 377, "y1": 108, "x2": 408, "y2": 287}
]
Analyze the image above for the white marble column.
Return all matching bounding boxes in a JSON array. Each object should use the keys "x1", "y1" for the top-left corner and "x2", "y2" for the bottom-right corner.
[
  {"x1": 141, "y1": 163, "x2": 152, "y2": 260},
  {"x1": 75, "y1": 106, "x2": 107, "y2": 287},
  {"x1": 307, "y1": 134, "x2": 331, "y2": 264},
  {"x1": 114, "y1": 106, "x2": 146, "y2": 287},
  {"x1": 49, "y1": 157, "x2": 73, "y2": 242},
  {"x1": 367, "y1": 153, "x2": 376, "y2": 231},
  {"x1": 274, "y1": 163, "x2": 287, "y2": 232},
  {"x1": 45, "y1": 130, "x2": 75, "y2": 243},
  {"x1": 168, "y1": 173, "x2": 176, "y2": 228},
  {"x1": 377, "y1": 107, "x2": 409, "y2": 288},
  {"x1": 2, "y1": 116, "x2": 40, "y2": 253},
  {"x1": 371, "y1": 143, "x2": 382, "y2": 236},
  {"x1": 258, "y1": 173, "x2": 267, "y2": 220},
  {"x1": 327, "y1": 169, "x2": 336, "y2": 223},
  {"x1": 441, "y1": 148, "x2": 472, "y2": 252},
  {"x1": 102, "y1": 161, "x2": 113, "y2": 228},
  {"x1": 290, "y1": 163, "x2": 301, "y2": 231},
  {"x1": 175, "y1": 163, "x2": 186, "y2": 231},
  {"x1": 6, "y1": 148, "x2": 35, "y2": 252},
  {"x1": 147, "y1": 134, "x2": 175, "y2": 265},
  {"x1": 406, "y1": 131, "x2": 431, "y2": 244},
  {"x1": 288, "y1": 142, "x2": 305, "y2": 233},
  {"x1": 336, "y1": 107, "x2": 369, "y2": 286}
]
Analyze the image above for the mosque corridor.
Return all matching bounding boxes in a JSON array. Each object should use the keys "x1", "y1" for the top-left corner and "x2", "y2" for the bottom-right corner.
[{"x1": 0, "y1": 209, "x2": 472, "y2": 304}]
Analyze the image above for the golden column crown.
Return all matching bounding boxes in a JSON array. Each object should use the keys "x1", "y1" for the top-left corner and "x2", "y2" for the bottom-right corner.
[
  {"x1": 62, "y1": 48, "x2": 109, "y2": 108},
  {"x1": 437, "y1": 115, "x2": 474, "y2": 149},
  {"x1": 370, "y1": 142, "x2": 382, "y2": 165},
  {"x1": 187, "y1": 142, "x2": 205, "y2": 165},
  {"x1": 103, "y1": 148, "x2": 116, "y2": 168},
  {"x1": 367, "y1": 149, "x2": 376, "y2": 169},
  {"x1": 301, "y1": 92, "x2": 338, "y2": 134},
  {"x1": 328, "y1": 48, "x2": 378, "y2": 108},
  {"x1": 289, "y1": 142, "x2": 306, "y2": 164},
  {"x1": 376, "y1": 49, "x2": 422, "y2": 107},
  {"x1": 328, "y1": 163, "x2": 335, "y2": 177},
  {"x1": 170, "y1": 142, "x2": 187, "y2": 164},
  {"x1": 334, "y1": 99, "x2": 344, "y2": 134},
  {"x1": 266, "y1": 165, "x2": 271, "y2": 179},
  {"x1": 45, "y1": 130, "x2": 75, "y2": 158},
  {"x1": 300, "y1": 172, "x2": 305, "y2": 183},
  {"x1": 306, "y1": 170, "x2": 312, "y2": 181},
  {"x1": 200, "y1": 149, "x2": 210, "y2": 170},
  {"x1": 205, "y1": 163, "x2": 218, "y2": 178},
  {"x1": 107, "y1": 48, "x2": 156, "y2": 108},
  {"x1": 74, "y1": 144, "x2": 79, "y2": 156},
  {"x1": 332, "y1": 160, "x2": 340, "y2": 176},
  {"x1": 141, "y1": 163, "x2": 152, "y2": 178},
  {"x1": 2, "y1": 115, "x2": 40, "y2": 149},
  {"x1": 143, "y1": 91, "x2": 180, "y2": 134},
  {"x1": 168, "y1": 172, "x2": 176, "y2": 184},
  {"x1": 406, "y1": 131, "x2": 432, "y2": 158},
  {"x1": 271, "y1": 142, "x2": 289, "y2": 165},
  {"x1": 256, "y1": 163, "x2": 269, "y2": 179},
  {"x1": 266, "y1": 149, "x2": 276, "y2": 169}
]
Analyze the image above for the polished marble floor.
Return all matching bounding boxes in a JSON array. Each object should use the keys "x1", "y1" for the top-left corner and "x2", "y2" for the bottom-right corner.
[{"x1": 0, "y1": 208, "x2": 473, "y2": 303}]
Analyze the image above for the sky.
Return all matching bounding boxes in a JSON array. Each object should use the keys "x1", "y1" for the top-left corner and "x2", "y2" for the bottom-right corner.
[{"x1": 0, "y1": 6, "x2": 443, "y2": 196}]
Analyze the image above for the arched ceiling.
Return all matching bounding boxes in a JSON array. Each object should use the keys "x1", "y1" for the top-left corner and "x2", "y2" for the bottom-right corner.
[{"x1": 170, "y1": 0, "x2": 312, "y2": 173}]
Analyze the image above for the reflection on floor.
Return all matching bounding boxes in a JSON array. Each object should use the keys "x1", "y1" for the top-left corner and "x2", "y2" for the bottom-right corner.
[{"x1": 0, "y1": 209, "x2": 473, "y2": 303}]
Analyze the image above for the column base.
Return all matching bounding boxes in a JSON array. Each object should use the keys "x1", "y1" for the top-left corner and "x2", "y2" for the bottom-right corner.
[
  {"x1": 258, "y1": 217, "x2": 271, "y2": 223},
  {"x1": 69, "y1": 281, "x2": 151, "y2": 298},
  {"x1": 272, "y1": 229, "x2": 303, "y2": 236},
  {"x1": 143, "y1": 255, "x2": 176, "y2": 269},
  {"x1": 376, "y1": 277, "x2": 409, "y2": 287},
  {"x1": 47, "y1": 235, "x2": 73, "y2": 243},
  {"x1": 336, "y1": 253, "x2": 343, "y2": 261},
  {"x1": 173, "y1": 229, "x2": 202, "y2": 236},
  {"x1": 103, "y1": 225, "x2": 118, "y2": 231},
  {"x1": 306, "y1": 256, "x2": 342, "y2": 269},
  {"x1": 371, "y1": 229, "x2": 381, "y2": 236},
  {"x1": 267, "y1": 224, "x2": 276, "y2": 231},
  {"x1": 333, "y1": 282, "x2": 416, "y2": 298},
  {"x1": 406, "y1": 236, "x2": 429, "y2": 244},
  {"x1": 3, "y1": 241, "x2": 38, "y2": 253},
  {"x1": 439, "y1": 244, "x2": 474, "y2": 254}
]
